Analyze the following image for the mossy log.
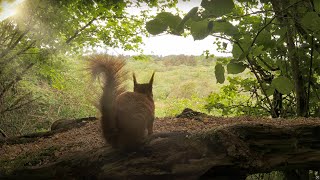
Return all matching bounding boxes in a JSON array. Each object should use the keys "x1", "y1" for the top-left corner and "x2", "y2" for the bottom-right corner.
[{"x1": 1, "y1": 123, "x2": 320, "y2": 179}]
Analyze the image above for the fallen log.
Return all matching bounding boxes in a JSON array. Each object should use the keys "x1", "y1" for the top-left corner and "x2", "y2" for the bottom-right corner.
[
  {"x1": 0, "y1": 117, "x2": 97, "y2": 146},
  {"x1": 1, "y1": 122, "x2": 320, "y2": 179}
]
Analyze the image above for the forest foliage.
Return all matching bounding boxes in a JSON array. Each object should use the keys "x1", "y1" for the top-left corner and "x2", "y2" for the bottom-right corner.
[
  {"x1": 0, "y1": 0, "x2": 177, "y2": 135},
  {"x1": 146, "y1": 0, "x2": 320, "y2": 118}
]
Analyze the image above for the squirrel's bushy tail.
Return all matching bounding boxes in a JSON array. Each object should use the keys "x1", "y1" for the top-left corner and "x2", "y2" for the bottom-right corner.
[{"x1": 88, "y1": 55, "x2": 127, "y2": 146}]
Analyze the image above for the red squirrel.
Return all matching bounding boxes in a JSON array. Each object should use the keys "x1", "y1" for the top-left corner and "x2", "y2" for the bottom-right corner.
[{"x1": 89, "y1": 54, "x2": 155, "y2": 151}]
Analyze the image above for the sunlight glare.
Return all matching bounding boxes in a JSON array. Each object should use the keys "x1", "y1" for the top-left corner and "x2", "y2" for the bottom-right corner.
[{"x1": 0, "y1": 0, "x2": 24, "y2": 20}]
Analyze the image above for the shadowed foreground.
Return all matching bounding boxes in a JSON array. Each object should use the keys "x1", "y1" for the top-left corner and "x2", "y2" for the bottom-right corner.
[{"x1": 1, "y1": 115, "x2": 320, "y2": 179}]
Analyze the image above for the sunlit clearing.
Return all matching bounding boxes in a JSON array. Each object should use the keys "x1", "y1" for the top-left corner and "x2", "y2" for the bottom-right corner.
[{"x1": 0, "y1": 0, "x2": 24, "y2": 20}]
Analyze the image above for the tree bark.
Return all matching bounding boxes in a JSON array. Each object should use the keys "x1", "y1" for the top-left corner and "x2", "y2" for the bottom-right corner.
[
  {"x1": 2, "y1": 123, "x2": 320, "y2": 179},
  {"x1": 270, "y1": 0, "x2": 308, "y2": 117}
]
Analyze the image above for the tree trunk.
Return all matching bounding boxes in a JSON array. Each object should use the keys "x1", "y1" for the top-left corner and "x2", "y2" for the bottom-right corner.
[
  {"x1": 270, "y1": 0, "x2": 308, "y2": 117},
  {"x1": 2, "y1": 123, "x2": 320, "y2": 179}
]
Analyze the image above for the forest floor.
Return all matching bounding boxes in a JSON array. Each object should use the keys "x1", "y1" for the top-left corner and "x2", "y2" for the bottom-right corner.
[{"x1": 1, "y1": 109, "x2": 320, "y2": 171}]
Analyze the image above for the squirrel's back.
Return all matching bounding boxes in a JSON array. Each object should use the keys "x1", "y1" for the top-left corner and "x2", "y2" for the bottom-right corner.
[
  {"x1": 89, "y1": 54, "x2": 155, "y2": 151},
  {"x1": 115, "y1": 91, "x2": 155, "y2": 150}
]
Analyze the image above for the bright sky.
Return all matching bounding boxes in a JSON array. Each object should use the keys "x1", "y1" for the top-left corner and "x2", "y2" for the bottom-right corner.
[
  {"x1": 109, "y1": 0, "x2": 231, "y2": 56},
  {"x1": 0, "y1": 0, "x2": 231, "y2": 56},
  {"x1": 0, "y1": 0, "x2": 22, "y2": 20}
]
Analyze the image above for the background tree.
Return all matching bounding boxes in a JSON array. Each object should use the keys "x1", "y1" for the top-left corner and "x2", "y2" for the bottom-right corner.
[
  {"x1": 0, "y1": 0, "x2": 176, "y2": 135},
  {"x1": 146, "y1": 0, "x2": 320, "y2": 118},
  {"x1": 146, "y1": 0, "x2": 320, "y2": 178}
]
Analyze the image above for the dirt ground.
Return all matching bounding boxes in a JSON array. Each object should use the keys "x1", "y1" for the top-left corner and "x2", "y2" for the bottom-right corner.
[{"x1": 1, "y1": 114, "x2": 320, "y2": 169}]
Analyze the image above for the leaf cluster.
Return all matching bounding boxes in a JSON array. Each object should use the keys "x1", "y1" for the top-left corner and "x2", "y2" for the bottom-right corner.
[{"x1": 146, "y1": 0, "x2": 320, "y2": 117}]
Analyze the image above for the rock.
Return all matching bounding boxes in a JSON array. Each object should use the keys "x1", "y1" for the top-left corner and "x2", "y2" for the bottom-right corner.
[
  {"x1": 51, "y1": 117, "x2": 97, "y2": 131},
  {"x1": 176, "y1": 108, "x2": 207, "y2": 120}
]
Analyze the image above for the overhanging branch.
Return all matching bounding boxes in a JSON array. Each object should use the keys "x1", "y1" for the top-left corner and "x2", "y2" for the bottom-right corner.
[{"x1": 65, "y1": 16, "x2": 98, "y2": 44}]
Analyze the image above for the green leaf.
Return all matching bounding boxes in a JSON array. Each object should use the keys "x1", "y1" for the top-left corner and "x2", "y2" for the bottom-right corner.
[
  {"x1": 176, "y1": 7, "x2": 199, "y2": 32},
  {"x1": 227, "y1": 60, "x2": 246, "y2": 74},
  {"x1": 146, "y1": 12, "x2": 182, "y2": 35},
  {"x1": 238, "y1": 50, "x2": 249, "y2": 61},
  {"x1": 156, "y1": 12, "x2": 182, "y2": 29},
  {"x1": 187, "y1": 7, "x2": 199, "y2": 20},
  {"x1": 211, "y1": 20, "x2": 238, "y2": 36},
  {"x1": 256, "y1": 30, "x2": 274, "y2": 49},
  {"x1": 252, "y1": 45, "x2": 264, "y2": 56},
  {"x1": 223, "y1": 42, "x2": 228, "y2": 49},
  {"x1": 257, "y1": 56, "x2": 277, "y2": 70},
  {"x1": 315, "y1": 0, "x2": 320, "y2": 13},
  {"x1": 146, "y1": 19, "x2": 167, "y2": 35},
  {"x1": 233, "y1": 45, "x2": 249, "y2": 61},
  {"x1": 256, "y1": 30, "x2": 271, "y2": 43},
  {"x1": 300, "y1": 12, "x2": 320, "y2": 38},
  {"x1": 271, "y1": 76, "x2": 294, "y2": 95},
  {"x1": 201, "y1": 0, "x2": 235, "y2": 17},
  {"x1": 232, "y1": 44, "x2": 242, "y2": 59},
  {"x1": 232, "y1": 36, "x2": 251, "y2": 59},
  {"x1": 182, "y1": 7, "x2": 199, "y2": 22},
  {"x1": 262, "y1": 83, "x2": 274, "y2": 97},
  {"x1": 266, "y1": 87, "x2": 275, "y2": 97},
  {"x1": 274, "y1": 28, "x2": 286, "y2": 37},
  {"x1": 215, "y1": 63, "x2": 225, "y2": 84},
  {"x1": 190, "y1": 20, "x2": 210, "y2": 40}
]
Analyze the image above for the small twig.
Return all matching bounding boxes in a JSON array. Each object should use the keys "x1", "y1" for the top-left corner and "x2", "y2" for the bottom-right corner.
[
  {"x1": 228, "y1": 10, "x2": 274, "y2": 19},
  {"x1": 0, "y1": 40, "x2": 36, "y2": 66},
  {"x1": 257, "y1": 55, "x2": 279, "y2": 71},
  {"x1": 210, "y1": 34, "x2": 237, "y2": 43},
  {"x1": 0, "y1": 29, "x2": 30, "y2": 59},
  {"x1": 0, "y1": 128, "x2": 7, "y2": 138},
  {"x1": 250, "y1": 16, "x2": 276, "y2": 48},
  {"x1": 66, "y1": 16, "x2": 99, "y2": 44}
]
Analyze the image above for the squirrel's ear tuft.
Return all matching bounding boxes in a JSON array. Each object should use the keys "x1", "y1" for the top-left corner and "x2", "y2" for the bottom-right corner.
[
  {"x1": 133, "y1": 73, "x2": 137, "y2": 85},
  {"x1": 149, "y1": 72, "x2": 155, "y2": 85}
]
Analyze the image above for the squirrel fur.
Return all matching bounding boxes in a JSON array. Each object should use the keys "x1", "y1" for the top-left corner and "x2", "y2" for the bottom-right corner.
[{"x1": 89, "y1": 54, "x2": 155, "y2": 151}]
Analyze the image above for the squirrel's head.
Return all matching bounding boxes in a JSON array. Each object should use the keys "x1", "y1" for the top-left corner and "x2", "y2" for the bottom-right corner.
[{"x1": 133, "y1": 72, "x2": 155, "y2": 97}]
